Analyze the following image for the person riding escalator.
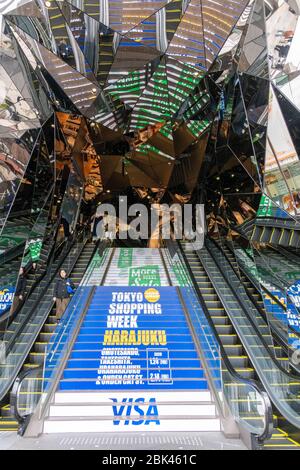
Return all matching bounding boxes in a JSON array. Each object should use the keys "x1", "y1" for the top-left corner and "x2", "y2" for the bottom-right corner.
[{"x1": 53, "y1": 269, "x2": 75, "y2": 323}]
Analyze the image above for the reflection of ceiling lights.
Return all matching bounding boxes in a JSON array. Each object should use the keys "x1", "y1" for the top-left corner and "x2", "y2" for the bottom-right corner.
[{"x1": 45, "y1": 1, "x2": 51, "y2": 7}]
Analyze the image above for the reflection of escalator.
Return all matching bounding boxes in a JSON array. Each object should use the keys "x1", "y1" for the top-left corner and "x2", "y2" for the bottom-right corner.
[
  {"x1": 183, "y1": 249, "x2": 256, "y2": 379},
  {"x1": 226, "y1": 242, "x2": 300, "y2": 355},
  {"x1": 258, "y1": 246, "x2": 300, "y2": 282},
  {"x1": 0, "y1": 240, "x2": 96, "y2": 432},
  {"x1": 251, "y1": 222, "x2": 300, "y2": 248},
  {"x1": 0, "y1": 217, "x2": 58, "y2": 325},
  {"x1": 217, "y1": 242, "x2": 292, "y2": 365},
  {"x1": 182, "y1": 241, "x2": 300, "y2": 450}
]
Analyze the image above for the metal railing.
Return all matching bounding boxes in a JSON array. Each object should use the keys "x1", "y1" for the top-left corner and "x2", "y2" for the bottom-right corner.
[
  {"x1": 162, "y1": 240, "x2": 273, "y2": 448},
  {"x1": 12, "y1": 243, "x2": 114, "y2": 436},
  {"x1": 0, "y1": 236, "x2": 85, "y2": 404}
]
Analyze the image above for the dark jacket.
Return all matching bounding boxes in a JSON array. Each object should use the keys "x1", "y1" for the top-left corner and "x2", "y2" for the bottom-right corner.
[
  {"x1": 15, "y1": 275, "x2": 27, "y2": 296},
  {"x1": 54, "y1": 277, "x2": 74, "y2": 299}
]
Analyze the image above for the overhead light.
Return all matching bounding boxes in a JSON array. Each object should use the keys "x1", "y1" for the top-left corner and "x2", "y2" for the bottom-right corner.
[
  {"x1": 45, "y1": 1, "x2": 51, "y2": 7},
  {"x1": 92, "y1": 87, "x2": 97, "y2": 93}
]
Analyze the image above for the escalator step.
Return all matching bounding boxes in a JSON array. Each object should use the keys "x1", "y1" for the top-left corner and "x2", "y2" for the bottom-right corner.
[
  {"x1": 0, "y1": 418, "x2": 18, "y2": 431},
  {"x1": 23, "y1": 363, "x2": 40, "y2": 371},
  {"x1": 0, "y1": 405, "x2": 12, "y2": 418},
  {"x1": 214, "y1": 325, "x2": 233, "y2": 335},
  {"x1": 29, "y1": 352, "x2": 46, "y2": 364},
  {"x1": 43, "y1": 324, "x2": 56, "y2": 333},
  {"x1": 224, "y1": 344, "x2": 243, "y2": 355},
  {"x1": 39, "y1": 332, "x2": 53, "y2": 342},
  {"x1": 34, "y1": 342, "x2": 47, "y2": 353},
  {"x1": 219, "y1": 334, "x2": 239, "y2": 345}
]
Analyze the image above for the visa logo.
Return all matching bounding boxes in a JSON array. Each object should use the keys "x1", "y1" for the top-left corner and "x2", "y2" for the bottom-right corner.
[{"x1": 110, "y1": 398, "x2": 160, "y2": 426}]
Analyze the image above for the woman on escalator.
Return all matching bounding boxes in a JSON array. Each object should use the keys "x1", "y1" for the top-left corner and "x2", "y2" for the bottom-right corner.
[{"x1": 53, "y1": 269, "x2": 75, "y2": 323}]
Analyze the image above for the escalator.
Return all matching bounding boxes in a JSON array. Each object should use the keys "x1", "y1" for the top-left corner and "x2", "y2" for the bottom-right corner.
[
  {"x1": 10, "y1": 246, "x2": 275, "y2": 449},
  {"x1": 0, "y1": 238, "x2": 97, "y2": 432},
  {"x1": 181, "y1": 240, "x2": 300, "y2": 450}
]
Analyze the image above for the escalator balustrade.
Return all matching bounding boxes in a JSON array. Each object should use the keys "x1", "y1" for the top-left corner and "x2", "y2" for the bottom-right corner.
[
  {"x1": 181, "y1": 241, "x2": 300, "y2": 450},
  {"x1": 0, "y1": 241, "x2": 96, "y2": 432}
]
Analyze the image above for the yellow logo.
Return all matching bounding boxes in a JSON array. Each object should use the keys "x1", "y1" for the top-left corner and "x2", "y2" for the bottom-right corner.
[{"x1": 144, "y1": 288, "x2": 160, "y2": 303}]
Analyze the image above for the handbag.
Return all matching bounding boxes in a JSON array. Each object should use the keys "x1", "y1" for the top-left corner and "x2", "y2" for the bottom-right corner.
[{"x1": 66, "y1": 280, "x2": 75, "y2": 295}]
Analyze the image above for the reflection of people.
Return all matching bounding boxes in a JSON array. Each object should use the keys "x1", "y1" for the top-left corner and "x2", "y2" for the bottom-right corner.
[
  {"x1": 61, "y1": 217, "x2": 70, "y2": 239},
  {"x1": 10, "y1": 267, "x2": 27, "y2": 314},
  {"x1": 239, "y1": 199, "x2": 256, "y2": 219},
  {"x1": 53, "y1": 269, "x2": 75, "y2": 322}
]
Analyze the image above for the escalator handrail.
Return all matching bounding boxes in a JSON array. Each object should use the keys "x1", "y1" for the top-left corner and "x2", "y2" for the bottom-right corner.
[
  {"x1": 35, "y1": 244, "x2": 114, "y2": 427},
  {"x1": 4, "y1": 236, "x2": 75, "y2": 355},
  {"x1": 224, "y1": 239, "x2": 284, "y2": 302},
  {"x1": 4, "y1": 218, "x2": 90, "y2": 338},
  {"x1": 0, "y1": 237, "x2": 86, "y2": 405},
  {"x1": 205, "y1": 238, "x2": 300, "y2": 381},
  {"x1": 10, "y1": 366, "x2": 43, "y2": 425},
  {"x1": 172, "y1": 240, "x2": 273, "y2": 443},
  {"x1": 0, "y1": 241, "x2": 25, "y2": 265},
  {"x1": 255, "y1": 216, "x2": 300, "y2": 226},
  {"x1": 251, "y1": 246, "x2": 287, "y2": 290},
  {"x1": 276, "y1": 245, "x2": 300, "y2": 264}
]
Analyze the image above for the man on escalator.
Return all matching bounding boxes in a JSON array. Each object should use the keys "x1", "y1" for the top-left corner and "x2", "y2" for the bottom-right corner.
[{"x1": 53, "y1": 269, "x2": 75, "y2": 323}]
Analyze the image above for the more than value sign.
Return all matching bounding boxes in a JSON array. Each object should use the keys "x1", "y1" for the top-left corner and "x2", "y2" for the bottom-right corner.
[{"x1": 129, "y1": 266, "x2": 161, "y2": 286}]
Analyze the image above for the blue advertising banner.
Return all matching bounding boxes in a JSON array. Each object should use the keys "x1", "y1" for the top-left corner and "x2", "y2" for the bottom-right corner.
[
  {"x1": 287, "y1": 280, "x2": 300, "y2": 344},
  {"x1": 61, "y1": 286, "x2": 206, "y2": 391},
  {"x1": 0, "y1": 287, "x2": 14, "y2": 316}
]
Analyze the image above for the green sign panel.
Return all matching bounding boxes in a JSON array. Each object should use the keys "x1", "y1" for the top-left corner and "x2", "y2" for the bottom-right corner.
[
  {"x1": 129, "y1": 265, "x2": 161, "y2": 286},
  {"x1": 118, "y1": 248, "x2": 133, "y2": 269}
]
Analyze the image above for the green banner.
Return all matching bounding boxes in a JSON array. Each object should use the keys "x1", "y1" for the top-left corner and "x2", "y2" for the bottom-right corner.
[
  {"x1": 257, "y1": 194, "x2": 274, "y2": 217},
  {"x1": 118, "y1": 248, "x2": 133, "y2": 269},
  {"x1": 285, "y1": 271, "x2": 300, "y2": 281},
  {"x1": 129, "y1": 265, "x2": 161, "y2": 286}
]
